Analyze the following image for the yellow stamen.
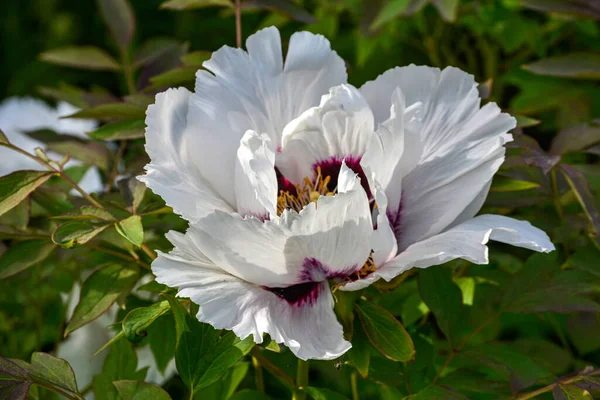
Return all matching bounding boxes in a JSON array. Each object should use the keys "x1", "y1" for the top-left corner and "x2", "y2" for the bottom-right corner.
[{"x1": 276, "y1": 166, "x2": 333, "y2": 215}]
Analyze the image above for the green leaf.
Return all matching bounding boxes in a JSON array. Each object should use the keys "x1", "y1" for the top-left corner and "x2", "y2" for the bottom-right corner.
[
  {"x1": 551, "y1": 123, "x2": 600, "y2": 155},
  {"x1": 133, "y1": 38, "x2": 185, "y2": 68},
  {"x1": 406, "y1": 385, "x2": 469, "y2": 400},
  {"x1": 229, "y1": 390, "x2": 270, "y2": 400},
  {"x1": 122, "y1": 300, "x2": 170, "y2": 343},
  {"x1": 0, "y1": 171, "x2": 55, "y2": 217},
  {"x1": 503, "y1": 252, "x2": 600, "y2": 313},
  {"x1": 244, "y1": 0, "x2": 317, "y2": 23},
  {"x1": 432, "y1": 0, "x2": 459, "y2": 22},
  {"x1": 418, "y1": 267, "x2": 463, "y2": 345},
  {"x1": 0, "y1": 128, "x2": 9, "y2": 144},
  {"x1": 65, "y1": 264, "x2": 140, "y2": 336},
  {"x1": 48, "y1": 141, "x2": 111, "y2": 170},
  {"x1": 0, "y1": 197, "x2": 30, "y2": 229},
  {"x1": 515, "y1": 115, "x2": 541, "y2": 128},
  {"x1": 355, "y1": 301, "x2": 414, "y2": 362},
  {"x1": 93, "y1": 337, "x2": 147, "y2": 400},
  {"x1": 569, "y1": 246, "x2": 600, "y2": 278},
  {"x1": 164, "y1": 294, "x2": 254, "y2": 394},
  {"x1": 79, "y1": 206, "x2": 116, "y2": 221},
  {"x1": 118, "y1": 178, "x2": 146, "y2": 213},
  {"x1": 370, "y1": 0, "x2": 410, "y2": 30},
  {"x1": 88, "y1": 119, "x2": 145, "y2": 140},
  {"x1": 147, "y1": 314, "x2": 177, "y2": 373},
  {"x1": 98, "y1": 0, "x2": 136, "y2": 52},
  {"x1": 181, "y1": 51, "x2": 211, "y2": 67},
  {"x1": 491, "y1": 177, "x2": 540, "y2": 192},
  {"x1": 513, "y1": 338, "x2": 572, "y2": 376},
  {"x1": 520, "y1": 0, "x2": 600, "y2": 19},
  {"x1": 64, "y1": 103, "x2": 145, "y2": 120},
  {"x1": 0, "y1": 356, "x2": 31, "y2": 400},
  {"x1": 347, "y1": 318, "x2": 370, "y2": 378},
  {"x1": 27, "y1": 353, "x2": 78, "y2": 395},
  {"x1": 193, "y1": 362, "x2": 249, "y2": 400},
  {"x1": 147, "y1": 67, "x2": 197, "y2": 90},
  {"x1": 458, "y1": 342, "x2": 551, "y2": 392},
  {"x1": 113, "y1": 380, "x2": 171, "y2": 400},
  {"x1": 305, "y1": 387, "x2": 349, "y2": 400},
  {"x1": 561, "y1": 164, "x2": 600, "y2": 234},
  {"x1": 39, "y1": 46, "x2": 121, "y2": 71},
  {"x1": 0, "y1": 240, "x2": 55, "y2": 280},
  {"x1": 524, "y1": 52, "x2": 600, "y2": 79},
  {"x1": 438, "y1": 369, "x2": 510, "y2": 395},
  {"x1": 115, "y1": 215, "x2": 144, "y2": 247},
  {"x1": 160, "y1": 0, "x2": 232, "y2": 10},
  {"x1": 52, "y1": 220, "x2": 109, "y2": 248},
  {"x1": 567, "y1": 312, "x2": 600, "y2": 355},
  {"x1": 553, "y1": 383, "x2": 593, "y2": 399}
]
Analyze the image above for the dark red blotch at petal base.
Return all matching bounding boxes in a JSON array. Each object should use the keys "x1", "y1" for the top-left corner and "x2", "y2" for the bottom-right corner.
[
  {"x1": 266, "y1": 281, "x2": 322, "y2": 307},
  {"x1": 275, "y1": 167, "x2": 297, "y2": 195},
  {"x1": 314, "y1": 156, "x2": 372, "y2": 199},
  {"x1": 265, "y1": 258, "x2": 359, "y2": 307}
]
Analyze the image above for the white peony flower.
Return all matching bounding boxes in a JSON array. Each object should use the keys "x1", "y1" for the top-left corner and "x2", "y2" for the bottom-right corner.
[
  {"x1": 0, "y1": 97, "x2": 102, "y2": 194},
  {"x1": 141, "y1": 27, "x2": 554, "y2": 360}
]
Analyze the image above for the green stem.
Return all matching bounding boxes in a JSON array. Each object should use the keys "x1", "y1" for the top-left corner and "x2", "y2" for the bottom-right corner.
[
  {"x1": 351, "y1": 371, "x2": 359, "y2": 400},
  {"x1": 104, "y1": 140, "x2": 126, "y2": 192},
  {"x1": 251, "y1": 351, "x2": 265, "y2": 392},
  {"x1": 121, "y1": 50, "x2": 137, "y2": 95},
  {"x1": 235, "y1": 0, "x2": 242, "y2": 48},
  {"x1": 293, "y1": 359, "x2": 309, "y2": 400},
  {"x1": 250, "y1": 348, "x2": 295, "y2": 391}
]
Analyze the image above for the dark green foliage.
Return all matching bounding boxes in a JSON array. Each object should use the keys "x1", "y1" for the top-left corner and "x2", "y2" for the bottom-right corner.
[{"x1": 1, "y1": 0, "x2": 600, "y2": 399}]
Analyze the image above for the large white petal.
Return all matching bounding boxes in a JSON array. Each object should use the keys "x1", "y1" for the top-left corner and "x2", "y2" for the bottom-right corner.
[
  {"x1": 234, "y1": 130, "x2": 278, "y2": 218},
  {"x1": 189, "y1": 168, "x2": 372, "y2": 286},
  {"x1": 188, "y1": 27, "x2": 347, "y2": 204},
  {"x1": 140, "y1": 88, "x2": 234, "y2": 221},
  {"x1": 397, "y1": 124, "x2": 513, "y2": 249},
  {"x1": 152, "y1": 252, "x2": 350, "y2": 360},
  {"x1": 277, "y1": 84, "x2": 374, "y2": 184},
  {"x1": 360, "y1": 88, "x2": 423, "y2": 211},
  {"x1": 341, "y1": 214, "x2": 554, "y2": 291},
  {"x1": 361, "y1": 66, "x2": 516, "y2": 249}
]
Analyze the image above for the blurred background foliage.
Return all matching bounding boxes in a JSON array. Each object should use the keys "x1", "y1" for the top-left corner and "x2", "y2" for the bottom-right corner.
[{"x1": 2, "y1": 0, "x2": 600, "y2": 399}]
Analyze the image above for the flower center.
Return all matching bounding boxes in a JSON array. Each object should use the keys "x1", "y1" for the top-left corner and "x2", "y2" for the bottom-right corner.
[{"x1": 276, "y1": 166, "x2": 334, "y2": 215}]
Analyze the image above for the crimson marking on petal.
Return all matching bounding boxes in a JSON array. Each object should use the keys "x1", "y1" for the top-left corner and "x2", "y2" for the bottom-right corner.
[
  {"x1": 314, "y1": 156, "x2": 372, "y2": 199},
  {"x1": 265, "y1": 282, "x2": 322, "y2": 307},
  {"x1": 387, "y1": 194, "x2": 403, "y2": 243},
  {"x1": 275, "y1": 167, "x2": 297, "y2": 195},
  {"x1": 299, "y1": 257, "x2": 358, "y2": 282}
]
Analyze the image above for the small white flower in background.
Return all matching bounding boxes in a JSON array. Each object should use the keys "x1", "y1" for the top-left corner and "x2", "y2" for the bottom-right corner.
[
  {"x1": 141, "y1": 27, "x2": 555, "y2": 360},
  {"x1": 57, "y1": 282, "x2": 177, "y2": 398},
  {"x1": 0, "y1": 97, "x2": 103, "y2": 194}
]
